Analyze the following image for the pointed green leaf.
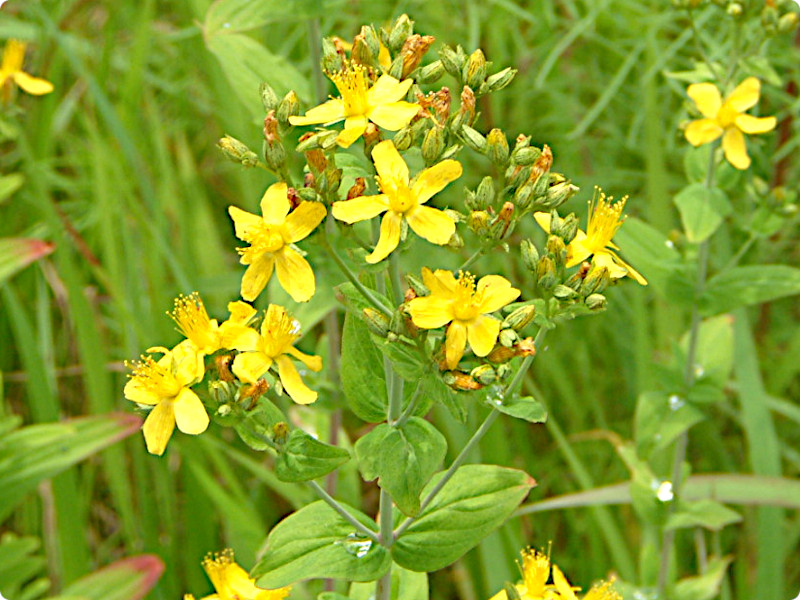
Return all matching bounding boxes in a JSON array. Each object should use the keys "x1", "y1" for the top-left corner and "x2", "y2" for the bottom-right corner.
[
  {"x1": 701, "y1": 265, "x2": 800, "y2": 315},
  {"x1": 340, "y1": 311, "x2": 388, "y2": 422},
  {"x1": 673, "y1": 183, "x2": 731, "y2": 243},
  {"x1": 204, "y1": 0, "x2": 341, "y2": 35},
  {"x1": 275, "y1": 429, "x2": 351, "y2": 482},
  {"x1": 492, "y1": 394, "x2": 547, "y2": 423},
  {"x1": 673, "y1": 558, "x2": 732, "y2": 600},
  {"x1": 665, "y1": 499, "x2": 742, "y2": 532}
]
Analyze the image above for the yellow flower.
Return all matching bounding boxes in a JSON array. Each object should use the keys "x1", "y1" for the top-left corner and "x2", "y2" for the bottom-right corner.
[
  {"x1": 288, "y1": 62, "x2": 419, "y2": 148},
  {"x1": 489, "y1": 548, "x2": 557, "y2": 600},
  {"x1": 534, "y1": 193, "x2": 647, "y2": 285},
  {"x1": 170, "y1": 293, "x2": 256, "y2": 357},
  {"x1": 552, "y1": 565, "x2": 620, "y2": 600},
  {"x1": 185, "y1": 549, "x2": 290, "y2": 600},
  {"x1": 229, "y1": 182, "x2": 326, "y2": 303},
  {"x1": 408, "y1": 268, "x2": 520, "y2": 369},
  {"x1": 231, "y1": 304, "x2": 322, "y2": 405},
  {"x1": 124, "y1": 341, "x2": 207, "y2": 456},
  {"x1": 0, "y1": 39, "x2": 54, "y2": 99},
  {"x1": 332, "y1": 140, "x2": 462, "y2": 263},
  {"x1": 684, "y1": 77, "x2": 776, "y2": 170}
]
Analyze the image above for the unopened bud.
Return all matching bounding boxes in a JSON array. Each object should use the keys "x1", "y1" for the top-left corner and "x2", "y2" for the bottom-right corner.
[
  {"x1": 346, "y1": 177, "x2": 367, "y2": 199},
  {"x1": 513, "y1": 181, "x2": 537, "y2": 210},
  {"x1": 476, "y1": 176, "x2": 495, "y2": 210},
  {"x1": 363, "y1": 25, "x2": 381, "y2": 58},
  {"x1": 438, "y1": 45, "x2": 464, "y2": 79},
  {"x1": 506, "y1": 165, "x2": 531, "y2": 188},
  {"x1": 487, "y1": 128, "x2": 509, "y2": 166},
  {"x1": 417, "y1": 60, "x2": 445, "y2": 83},
  {"x1": 218, "y1": 135, "x2": 259, "y2": 167},
  {"x1": 511, "y1": 146, "x2": 541, "y2": 166},
  {"x1": 463, "y1": 49, "x2": 487, "y2": 89},
  {"x1": 537, "y1": 256, "x2": 557, "y2": 290},
  {"x1": 363, "y1": 307, "x2": 391, "y2": 338},
  {"x1": 553, "y1": 284, "x2": 579, "y2": 300},
  {"x1": 422, "y1": 126, "x2": 445, "y2": 164},
  {"x1": 405, "y1": 273, "x2": 429, "y2": 296},
  {"x1": 321, "y1": 37, "x2": 344, "y2": 73},
  {"x1": 393, "y1": 125, "x2": 415, "y2": 151},
  {"x1": 778, "y1": 12, "x2": 799, "y2": 33},
  {"x1": 445, "y1": 371, "x2": 483, "y2": 391},
  {"x1": 761, "y1": 4, "x2": 778, "y2": 29},
  {"x1": 545, "y1": 178, "x2": 579, "y2": 209},
  {"x1": 492, "y1": 201, "x2": 514, "y2": 240},
  {"x1": 554, "y1": 213, "x2": 579, "y2": 243},
  {"x1": 520, "y1": 239, "x2": 540, "y2": 272},
  {"x1": 469, "y1": 210, "x2": 492, "y2": 237},
  {"x1": 273, "y1": 422, "x2": 290, "y2": 444},
  {"x1": 727, "y1": 2, "x2": 743, "y2": 17},
  {"x1": 461, "y1": 125, "x2": 487, "y2": 153},
  {"x1": 546, "y1": 235, "x2": 566, "y2": 269},
  {"x1": 585, "y1": 293, "x2": 607, "y2": 311},
  {"x1": 351, "y1": 33, "x2": 376, "y2": 68},
  {"x1": 296, "y1": 129, "x2": 338, "y2": 153},
  {"x1": 499, "y1": 329, "x2": 517, "y2": 348},
  {"x1": 502, "y1": 305, "x2": 536, "y2": 331},
  {"x1": 481, "y1": 67, "x2": 517, "y2": 93},
  {"x1": 325, "y1": 167, "x2": 343, "y2": 195},
  {"x1": 581, "y1": 266, "x2": 610, "y2": 295},
  {"x1": 295, "y1": 187, "x2": 318, "y2": 202},
  {"x1": 260, "y1": 82, "x2": 279, "y2": 112},
  {"x1": 459, "y1": 86, "x2": 476, "y2": 124},
  {"x1": 388, "y1": 14, "x2": 414, "y2": 52},
  {"x1": 471, "y1": 364, "x2": 496, "y2": 385},
  {"x1": 276, "y1": 91, "x2": 299, "y2": 126},
  {"x1": 447, "y1": 231, "x2": 464, "y2": 249},
  {"x1": 565, "y1": 262, "x2": 592, "y2": 290}
]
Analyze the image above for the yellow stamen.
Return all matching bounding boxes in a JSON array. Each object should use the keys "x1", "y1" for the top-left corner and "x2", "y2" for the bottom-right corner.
[
  {"x1": 126, "y1": 356, "x2": 181, "y2": 399},
  {"x1": 452, "y1": 271, "x2": 480, "y2": 321},
  {"x1": 585, "y1": 190, "x2": 626, "y2": 254},
  {"x1": 202, "y1": 548, "x2": 236, "y2": 593},
  {"x1": 329, "y1": 63, "x2": 371, "y2": 116},
  {"x1": 520, "y1": 547, "x2": 550, "y2": 597},
  {"x1": 260, "y1": 305, "x2": 302, "y2": 358},
  {"x1": 169, "y1": 293, "x2": 217, "y2": 351}
]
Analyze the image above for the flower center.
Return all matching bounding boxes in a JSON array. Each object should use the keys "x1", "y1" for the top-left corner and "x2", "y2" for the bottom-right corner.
[
  {"x1": 330, "y1": 63, "x2": 371, "y2": 117},
  {"x1": 717, "y1": 103, "x2": 739, "y2": 128},
  {"x1": 451, "y1": 272, "x2": 481, "y2": 321},
  {"x1": 128, "y1": 356, "x2": 182, "y2": 399},
  {"x1": 584, "y1": 193, "x2": 625, "y2": 254},
  {"x1": 246, "y1": 222, "x2": 286, "y2": 254},
  {"x1": 260, "y1": 305, "x2": 302, "y2": 358},
  {"x1": 387, "y1": 185, "x2": 417, "y2": 214},
  {"x1": 521, "y1": 549, "x2": 550, "y2": 597},
  {"x1": 170, "y1": 293, "x2": 218, "y2": 351}
]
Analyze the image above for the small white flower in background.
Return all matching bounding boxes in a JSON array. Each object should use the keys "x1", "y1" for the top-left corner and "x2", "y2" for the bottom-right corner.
[
  {"x1": 791, "y1": 591, "x2": 800, "y2": 600},
  {"x1": 0, "y1": 589, "x2": 7, "y2": 600}
]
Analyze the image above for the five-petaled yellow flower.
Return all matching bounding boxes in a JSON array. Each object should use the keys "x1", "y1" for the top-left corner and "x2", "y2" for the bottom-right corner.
[
  {"x1": 124, "y1": 342, "x2": 207, "y2": 456},
  {"x1": 408, "y1": 268, "x2": 520, "y2": 369},
  {"x1": 535, "y1": 192, "x2": 647, "y2": 285},
  {"x1": 332, "y1": 140, "x2": 462, "y2": 263},
  {"x1": 684, "y1": 77, "x2": 776, "y2": 170},
  {"x1": 289, "y1": 62, "x2": 419, "y2": 148},
  {"x1": 0, "y1": 39, "x2": 54, "y2": 100},
  {"x1": 229, "y1": 182, "x2": 326, "y2": 303},
  {"x1": 232, "y1": 304, "x2": 323, "y2": 405},
  {"x1": 170, "y1": 293, "x2": 257, "y2": 360},
  {"x1": 184, "y1": 549, "x2": 290, "y2": 600}
]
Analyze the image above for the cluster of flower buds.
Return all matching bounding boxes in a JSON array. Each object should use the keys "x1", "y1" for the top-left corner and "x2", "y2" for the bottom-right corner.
[{"x1": 438, "y1": 45, "x2": 517, "y2": 96}]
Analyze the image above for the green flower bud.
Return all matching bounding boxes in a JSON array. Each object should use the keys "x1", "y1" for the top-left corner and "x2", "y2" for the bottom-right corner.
[
  {"x1": 218, "y1": 135, "x2": 259, "y2": 167},
  {"x1": 388, "y1": 55, "x2": 405, "y2": 79},
  {"x1": 486, "y1": 128, "x2": 509, "y2": 166},
  {"x1": 295, "y1": 187, "x2": 319, "y2": 202},
  {"x1": 417, "y1": 60, "x2": 446, "y2": 83},
  {"x1": 581, "y1": 266, "x2": 610, "y2": 296},
  {"x1": 585, "y1": 293, "x2": 607, "y2": 311},
  {"x1": 476, "y1": 176, "x2": 495, "y2": 209},
  {"x1": 544, "y1": 178, "x2": 579, "y2": 209},
  {"x1": 321, "y1": 37, "x2": 342, "y2": 73},
  {"x1": 438, "y1": 45, "x2": 464, "y2": 79},
  {"x1": 555, "y1": 213, "x2": 580, "y2": 243},
  {"x1": 499, "y1": 329, "x2": 517, "y2": 348},
  {"x1": 482, "y1": 67, "x2": 517, "y2": 94},
  {"x1": 502, "y1": 305, "x2": 536, "y2": 331},
  {"x1": 446, "y1": 231, "x2": 464, "y2": 249},
  {"x1": 511, "y1": 146, "x2": 541, "y2": 166},
  {"x1": 296, "y1": 129, "x2": 338, "y2": 152},
  {"x1": 546, "y1": 234, "x2": 566, "y2": 263},
  {"x1": 471, "y1": 364, "x2": 496, "y2": 386},
  {"x1": 778, "y1": 12, "x2": 799, "y2": 33},
  {"x1": 537, "y1": 255, "x2": 557, "y2": 290},
  {"x1": 405, "y1": 273, "x2": 429, "y2": 297},
  {"x1": 352, "y1": 34, "x2": 376, "y2": 69},
  {"x1": 468, "y1": 210, "x2": 492, "y2": 237},
  {"x1": 362, "y1": 25, "x2": 381, "y2": 59},
  {"x1": 393, "y1": 125, "x2": 415, "y2": 151},
  {"x1": 260, "y1": 82, "x2": 279, "y2": 112},
  {"x1": 463, "y1": 49, "x2": 487, "y2": 89},
  {"x1": 513, "y1": 181, "x2": 537, "y2": 210},
  {"x1": 553, "y1": 284, "x2": 579, "y2": 300},
  {"x1": 422, "y1": 126, "x2": 445, "y2": 165},
  {"x1": 276, "y1": 91, "x2": 299, "y2": 127},
  {"x1": 506, "y1": 165, "x2": 532, "y2": 188},
  {"x1": 273, "y1": 421, "x2": 290, "y2": 444},
  {"x1": 388, "y1": 14, "x2": 414, "y2": 52},
  {"x1": 521, "y1": 239, "x2": 540, "y2": 272},
  {"x1": 461, "y1": 125, "x2": 488, "y2": 153}
]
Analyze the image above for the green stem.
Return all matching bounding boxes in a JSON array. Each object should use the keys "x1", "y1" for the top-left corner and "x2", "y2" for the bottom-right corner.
[
  {"x1": 394, "y1": 382, "x2": 423, "y2": 427},
  {"x1": 457, "y1": 248, "x2": 484, "y2": 272},
  {"x1": 394, "y1": 327, "x2": 548, "y2": 539},
  {"x1": 306, "y1": 18, "x2": 326, "y2": 103},
  {"x1": 307, "y1": 480, "x2": 379, "y2": 543}
]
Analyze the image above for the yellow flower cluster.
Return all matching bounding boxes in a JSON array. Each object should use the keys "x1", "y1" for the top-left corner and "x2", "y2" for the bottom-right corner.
[
  {"x1": 185, "y1": 549, "x2": 290, "y2": 600},
  {"x1": 490, "y1": 548, "x2": 620, "y2": 600}
]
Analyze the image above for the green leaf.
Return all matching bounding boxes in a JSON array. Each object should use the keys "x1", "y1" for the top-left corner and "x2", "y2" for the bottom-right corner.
[
  {"x1": 0, "y1": 238, "x2": 56, "y2": 286},
  {"x1": 252, "y1": 501, "x2": 390, "y2": 587},
  {"x1": 340, "y1": 311, "x2": 388, "y2": 422},
  {"x1": 739, "y1": 55, "x2": 782, "y2": 87},
  {"x1": 491, "y1": 394, "x2": 547, "y2": 423},
  {"x1": 275, "y1": 429, "x2": 351, "y2": 482},
  {"x1": 420, "y1": 373, "x2": 466, "y2": 423},
  {"x1": 665, "y1": 499, "x2": 742, "y2": 532},
  {"x1": 634, "y1": 391, "x2": 705, "y2": 457},
  {"x1": 701, "y1": 265, "x2": 800, "y2": 315},
  {"x1": 354, "y1": 418, "x2": 447, "y2": 517},
  {"x1": 350, "y1": 564, "x2": 428, "y2": 600},
  {"x1": 673, "y1": 558, "x2": 732, "y2": 600},
  {"x1": 204, "y1": 0, "x2": 340, "y2": 35},
  {"x1": 0, "y1": 414, "x2": 141, "y2": 521},
  {"x1": 56, "y1": 555, "x2": 164, "y2": 600},
  {"x1": 0, "y1": 173, "x2": 24, "y2": 204},
  {"x1": 233, "y1": 398, "x2": 286, "y2": 451},
  {"x1": 392, "y1": 465, "x2": 534, "y2": 572},
  {"x1": 204, "y1": 32, "x2": 310, "y2": 120},
  {"x1": 374, "y1": 338, "x2": 426, "y2": 382},
  {"x1": 673, "y1": 183, "x2": 731, "y2": 243},
  {"x1": 680, "y1": 315, "x2": 734, "y2": 387}
]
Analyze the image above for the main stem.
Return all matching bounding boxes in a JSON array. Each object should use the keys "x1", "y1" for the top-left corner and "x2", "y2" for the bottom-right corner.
[{"x1": 657, "y1": 142, "x2": 717, "y2": 595}]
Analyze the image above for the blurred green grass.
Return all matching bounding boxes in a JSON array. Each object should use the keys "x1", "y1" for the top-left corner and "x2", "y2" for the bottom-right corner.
[{"x1": 1, "y1": 1, "x2": 798, "y2": 599}]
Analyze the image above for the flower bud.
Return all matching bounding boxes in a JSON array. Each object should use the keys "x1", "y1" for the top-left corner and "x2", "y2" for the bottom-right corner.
[
  {"x1": 520, "y1": 239, "x2": 539, "y2": 272},
  {"x1": 362, "y1": 25, "x2": 381, "y2": 58},
  {"x1": 546, "y1": 235, "x2": 566, "y2": 270},
  {"x1": 276, "y1": 91, "x2": 299, "y2": 126},
  {"x1": 585, "y1": 293, "x2": 607, "y2": 311},
  {"x1": 446, "y1": 231, "x2": 464, "y2": 249},
  {"x1": 400, "y1": 34, "x2": 435, "y2": 78},
  {"x1": 778, "y1": 12, "x2": 799, "y2": 33},
  {"x1": 388, "y1": 14, "x2": 414, "y2": 52},
  {"x1": 260, "y1": 82, "x2": 279, "y2": 112},
  {"x1": 351, "y1": 33, "x2": 376, "y2": 68},
  {"x1": 263, "y1": 114, "x2": 286, "y2": 172},
  {"x1": 393, "y1": 125, "x2": 415, "y2": 151},
  {"x1": 326, "y1": 168, "x2": 343, "y2": 195},
  {"x1": 511, "y1": 146, "x2": 541, "y2": 166},
  {"x1": 405, "y1": 273, "x2": 429, "y2": 297},
  {"x1": 487, "y1": 128, "x2": 509, "y2": 166},
  {"x1": 417, "y1": 60, "x2": 445, "y2": 83},
  {"x1": 422, "y1": 126, "x2": 445, "y2": 165},
  {"x1": 499, "y1": 329, "x2": 517, "y2": 348},
  {"x1": 273, "y1": 421, "x2": 290, "y2": 445},
  {"x1": 461, "y1": 125, "x2": 488, "y2": 153},
  {"x1": 438, "y1": 45, "x2": 464, "y2": 79},
  {"x1": 581, "y1": 266, "x2": 610, "y2": 296},
  {"x1": 554, "y1": 212, "x2": 579, "y2": 243},
  {"x1": 481, "y1": 67, "x2": 517, "y2": 93},
  {"x1": 296, "y1": 187, "x2": 319, "y2": 202},
  {"x1": 321, "y1": 37, "x2": 344, "y2": 73},
  {"x1": 476, "y1": 176, "x2": 495, "y2": 209},
  {"x1": 218, "y1": 135, "x2": 259, "y2": 167},
  {"x1": 363, "y1": 122, "x2": 382, "y2": 156},
  {"x1": 463, "y1": 49, "x2": 487, "y2": 89},
  {"x1": 513, "y1": 180, "x2": 537, "y2": 210},
  {"x1": 492, "y1": 201, "x2": 514, "y2": 240},
  {"x1": 445, "y1": 371, "x2": 483, "y2": 391},
  {"x1": 468, "y1": 210, "x2": 491, "y2": 237},
  {"x1": 471, "y1": 364, "x2": 496, "y2": 386},
  {"x1": 544, "y1": 177, "x2": 579, "y2": 209},
  {"x1": 362, "y1": 308, "x2": 391, "y2": 338},
  {"x1": 537, "y1": 256, "x2": 557, "y2": 290},
  {"x1": 502, "y1": 305, "x2": 536, "y2": 331},
  {"x1": 553, "y1": 284, "x2": 579, "y2": 300},
  {"x1": 296, "y1": 129, "x2": 338, "y2": 153},
  {"x1": 761, "y1": 4, "x2": 778, "y2": 30},
  {"x1": 727, "y1": 2, "x2": 743, "y2": 17}
]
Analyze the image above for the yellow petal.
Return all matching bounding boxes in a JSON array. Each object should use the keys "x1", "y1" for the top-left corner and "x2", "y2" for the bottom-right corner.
[
  {"x1": 421, "y1": 267, "x2": 457, "y2": 296},
  {"x1": 475, "y1": 275, "x2": 521, "y2": 313},
  {"x1": 284, "y1": 201, "x2": 326, "y2": 242},
  {"x1": 533, "y1": 211, "x2": 553, "y2": 233},
  {"x1": 725, "y1": 77, "x2": 760, "y2": 112},
  {"x1": 173, "y1": 388, "x2": 209, "y2": 435},
  {"x1": 227, "y1": 300, "x2": 257, "y2": 325},
  {"x1": 372, "y1": 140, "x2": 409, "y2": 188},
  {"x1": 228, "y1": 206, "x2": 262, "y2": 240},
  {"x1": 552, "y1": 565, "x2": 578, "y2": 600},
  {"x1": 368, "y1": 101, "x2": 420, "y2": 131},
  {"x1": 445, "y1": 321, "x2": 467, "y2": 369},
  {"x1": 684, "y1": 118, "x2": 723, "y2": 147},
  {"x1": 241, "y1": 253, "x2": 275, "y2": 302},
  {"x1": 275, "y1": 355, "x2": 318, "y2": 404},
  {"x1": 566, "y1": 235, "x2": 592, "y2": 267},
  {"x1": 735, "y1": 114, "x2": 776, "y2": 134},
  {"x1": 261, "y1": 182, "x2": 290, "y2": 225},
  {"x1": 686, "y1": 82, "x2": 722, "y2": 118},
  {"x1": 332, "y1": 195, "x2": 389, "y2": 223},
  {"x1": 593, "y1": 251, "x2": 648, "y2": 285},
  {"x1": 275, "y1": 246, "x2": 315, "y2": 302},
  {"x1": 172, "y1": 339, "x2": 205, "y2": 386},
  {"x1": 488, "y1": 591, "x2": 508, "y2": 600},
  {"x1": 287, "y1": 346, "x2": 323, "y2": 372},
  {"x1": 466, "y1": 315, "x2": 500, "y2": 357},
  {"x1": 366, "y1": 211, "x2": 402, "y2": 264},
  {"x1": 722, "y1": 126, "x2": 750, "y2": 170},
  {"x1": 405, "y1": 205, "x2": 455, "y2": 245},
  {"x1": 123, "y1": 378, "x2": 159, "y2": 406},
  {"x1": 232, "y1": 352, "x2": 272, "y2": 384},
  {"x1": 336, "y1": 116, "x2": 368, "y2": 148},
  {"x1": 2, "y1": 40, "x2": 26, "y2": 73},
  {"x1": 13, "y1": 71, "x2": 53, "y2": 95},
  {"x1": 289, "y1": 98, "x2": 345, "y2": 126},
  {"x1": 407, "y1": 296, "x2": 454, "y2": 329},
  {"x1": 227, "y1": 326, "x2": 261, "y2": 352},
  {"x1": 411, "y1": 159, "x2": 463, "y2": 205},
  {"x1": 367, "y1": 74, "x2": 413, "y2": 105},
  {"x1": 142, "y1": 400, "x2": 176, "y2": 456}
]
